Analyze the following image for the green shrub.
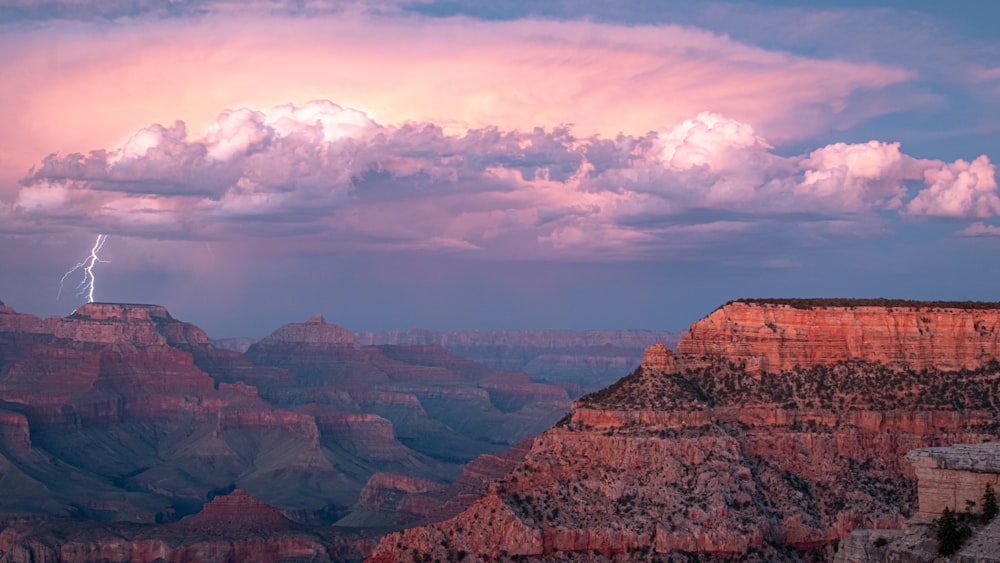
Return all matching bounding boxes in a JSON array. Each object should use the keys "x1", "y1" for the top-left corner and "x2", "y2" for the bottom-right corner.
[
  {"x1": 984, "y1": 484, "x2": 998, "y2": 522},
  {"x1": 936, "y1": 506, "x2": 971, "y2": 555}
]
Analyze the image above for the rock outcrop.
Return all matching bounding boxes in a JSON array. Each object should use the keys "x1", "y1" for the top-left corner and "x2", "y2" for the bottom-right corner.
[
  {"x1": 906, "y1": 443, "x2": 1000, "y2": 516},
  {"x1": 369, "y1": 299, "x2": 1000, "y2": 562},
  {"x1": 250, "y1": 314, "x2": 360, "y2": 347},
  {"x1": 641, "y1": 342, "x2": 674, "y2": 372},
  {"x1": 837, "y1": 442, "x2": 1000, "y2": 562},
  {"x1": 677, "y1": 298, "x2": 1000, "y2": 374},
  {"x1": 173, "y1": 490, "x2": 299, "y2": 534}
]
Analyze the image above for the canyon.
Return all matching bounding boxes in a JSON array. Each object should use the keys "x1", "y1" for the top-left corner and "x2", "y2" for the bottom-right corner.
[
  {"x1": 219, "y1": 327, "x2": 682, "y2": 394},
  {"x1": 369, "y1": 298, "x2": 1000, "y2": 561},
  {"x1": 5, "y1": 297, "x2": 1000, "y2": 562},
  {"x1": 0, "y1": 301, "x2": 570, "y2": 561}
]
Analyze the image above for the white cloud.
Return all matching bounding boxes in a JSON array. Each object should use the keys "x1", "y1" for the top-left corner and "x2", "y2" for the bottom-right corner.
[
  {"x1": 796, "y1": 141, "x2": 923, "y2": 212},
  {"x1": 905, "y1": 156, "x2": 1000, "y2": 218},
  {"x1": 206, "y1": 109, "x2": 272, "y2": 161},
  {"x1": 8, "y1": 102, "x2": 998, "y2": 259},
  {"x1": 658, "y1": 112, "x2": 770, "y2": 171},
  {"x1": 15, "y1": 181, "x2": 71, "y2": 212}
]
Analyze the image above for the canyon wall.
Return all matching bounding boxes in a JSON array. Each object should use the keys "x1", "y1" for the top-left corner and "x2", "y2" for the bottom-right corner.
[
  {"x1": 355, "y1": 328, "x2": 681, "y2": 392},
  {"x1": 0, "y1": 300, "x2": 569, "y2": 552},
  {"x1": 677, "y1": 299, "x2": 1000, "y2": 374},
  {"x1": 369, "y1": 299, "x2": 1000, "y2": 562},
  {"x1": 837, "y1": 442, "x2": 1000, "y2": 563}
]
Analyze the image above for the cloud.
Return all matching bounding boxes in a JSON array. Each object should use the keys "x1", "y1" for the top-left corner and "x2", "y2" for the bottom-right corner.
[
  {"x1": 7, "y1": 101, "x2": 997, "y2": 260},
  {"x1": 795, "y1": 141, "x2": 925, "y2": 213},
  {"x1": 957, "y1": 222, "x2": 1000, "y2": 237},
  {"x1": 904, "y1": 156, "x2": 1000, "y2": 218},
  {"x1": 0, "y1": 6, "x2": 919, "y2": 206}
]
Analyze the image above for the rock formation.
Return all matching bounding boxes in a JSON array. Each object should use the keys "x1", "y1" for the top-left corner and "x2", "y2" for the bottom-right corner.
[
  {"x1": 678, "y1": 298, "x2": 1000, "y2": 374},
  {"x1": 368, "y1": 299, "x2": 1000, "y2": 562},
  {"x1": 641, "y1": 341, "x2": 674, "y2": 372},
  {"x1": 355, "y1": 328, "x2": 682, "y2": 392},
  {"x1": 0, "y1": 302, "x2": 378, "y2": 524},
  {"x1": 0, "y1": 302, "x2": 570, "y2": 560},
  {"x1": 0, "y1": 490, "x2": 379, "y2": 562},
  {"x1": 242, "y1": 321, "x2": 570, "y2": 467},
  {"x1": 339, "y1": 437, "x2": 534, "y2": 529},
  {"x1": 907, "y1": 443, "x2": 1000, "y2": 516},
  {"x1": 173, "y1": 489, "x2": 300, "y2": 534},
  {"x1": 837, "y1": 442, "x2": 1000, "y2": 562}
]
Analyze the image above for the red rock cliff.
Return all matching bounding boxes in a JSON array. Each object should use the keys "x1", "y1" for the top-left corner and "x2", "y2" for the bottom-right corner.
[
  {"x1": 676, "y1": 299, "x2": 1000, "y2": 373},
  {"x1": 369, "y1": 300, "x2": 1000, "y2": 562}
]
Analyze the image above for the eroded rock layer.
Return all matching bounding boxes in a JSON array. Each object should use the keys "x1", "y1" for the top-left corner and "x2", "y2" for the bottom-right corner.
[
  {"x1": 0, "y1": 301, "x2": 572, "y2": 561},
  {"x1": 677, "y1": 299, "x2": 1000, "y2": 374},
  {"x1": 906, "y1": 442, "x2": 1000, "y2": 516},
  {"x1": 369, "y1": 300, "x2": 1000, "y2": 562}
]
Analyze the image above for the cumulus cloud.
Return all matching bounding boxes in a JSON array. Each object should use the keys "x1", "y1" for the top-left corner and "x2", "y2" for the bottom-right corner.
[
  {"x1": 904, "y1": 156, "x2": 1000, "y2": 218},
  {"x1": 794, "y1": 141, "x2": 928, "y2": 213},
  {"x1": 6, "y1": 101, "x2": 998, "y2": 259}
]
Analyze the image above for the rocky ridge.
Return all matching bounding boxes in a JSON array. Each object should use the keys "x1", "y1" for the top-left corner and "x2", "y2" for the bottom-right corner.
[
  {"x1": 356, "y1": 328, "x2": 682, "y2": 393},
  {"x1": 369, "y1": 299, "x2": 1000, "y2": 562},
  {"x1": 0, "y1": 490, "x2": 378, "y2": 563},
  {"x1": 0, "y1": 301, "x2": 572, "y2": 560},
  {"x1": 679, "y1": 298, "x2": 1000, "y2": 374}
]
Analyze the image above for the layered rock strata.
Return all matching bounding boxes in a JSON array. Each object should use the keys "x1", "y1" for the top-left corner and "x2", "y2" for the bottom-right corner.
[
  {"x1": 906, "y1": 442, "x2": 1000, "y2": 516},
  {"x1": 678, "y1": 298, "x2": 1000, "y2": 374},
  {"x1": 0, "y1": 301, "x2": 571, "y2": 552},
  {"x1": 369, "y1": 300, "x2": 1000, "y2": 562},
  {"x1": 837, "y1": 442, "x2": 1000, "y2": 562}
]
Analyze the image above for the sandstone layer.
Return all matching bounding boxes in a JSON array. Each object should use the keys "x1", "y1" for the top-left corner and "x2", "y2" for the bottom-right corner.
[
  {"x1": 369, "y1": 300, "x2": 1000, "y2": 562},
  {"x1": 677, "y1": 299, "x2": 1000, "y2": 374},
  {"x1": 906, "y1": 442, "x2": 1000, "y2": 516}
]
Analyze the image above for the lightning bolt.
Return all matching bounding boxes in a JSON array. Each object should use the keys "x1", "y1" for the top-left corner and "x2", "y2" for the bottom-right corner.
[{"x1": 58, "y1": 235, "x2": 110, "y2": 303}]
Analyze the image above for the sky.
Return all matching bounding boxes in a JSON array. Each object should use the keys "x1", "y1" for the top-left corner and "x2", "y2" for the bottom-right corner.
[{"x1": 1, "y1": 0, "x2": 999, "y2": 338}]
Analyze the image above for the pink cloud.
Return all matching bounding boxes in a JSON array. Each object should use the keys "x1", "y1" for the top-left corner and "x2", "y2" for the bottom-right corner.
[
  {"x1": 795, "y1": 141, "x2": 925, "y2": 212},
  {"x1": 8, "y1": 102, "x2": 997, "y2": 261},
  {"x1": 957, "y1": 222, "x2": 1000, "y2": 237},
  {"x1": 0, "y1": 9, "x2": 915, "y2": 204},
  {"x1": 905, "y1": 156, "x2": 1000, "y2": 218}
]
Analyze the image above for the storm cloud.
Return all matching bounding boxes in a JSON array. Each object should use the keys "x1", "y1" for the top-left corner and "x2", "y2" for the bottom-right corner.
[{"x1": 8, "y1": 102, "x2": 996, "y2": 260}]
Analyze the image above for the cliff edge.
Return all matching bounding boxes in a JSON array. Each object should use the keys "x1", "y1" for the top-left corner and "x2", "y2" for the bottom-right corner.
[
  {"x1": 369, "y1": 299, "x2": 1000, "y2": 562},
  {"x1": 676, "y1": 298, "x2": 1000, "y2": 374}
]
